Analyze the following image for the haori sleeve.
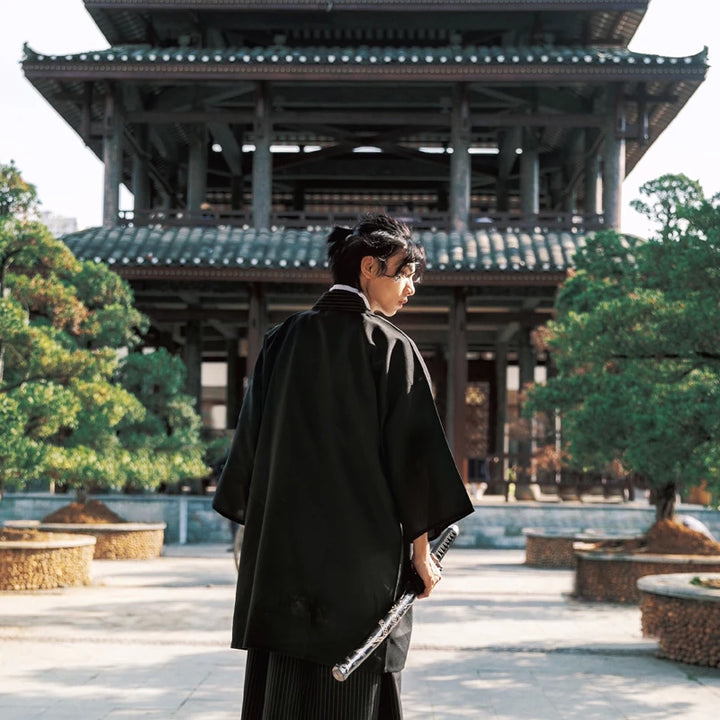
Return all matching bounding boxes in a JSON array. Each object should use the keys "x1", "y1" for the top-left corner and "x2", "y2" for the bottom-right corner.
[
  {"x1": 212, "y1": 337, "x2": 268, "y2": 525},
  {"x1": 381, "y1": 335, "x2": 474, "y2": 543}
]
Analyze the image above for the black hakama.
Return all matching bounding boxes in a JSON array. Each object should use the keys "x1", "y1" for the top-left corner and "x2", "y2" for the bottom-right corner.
[{"x1": 241, "y1": 650, "x2": 402, "y2": 720}]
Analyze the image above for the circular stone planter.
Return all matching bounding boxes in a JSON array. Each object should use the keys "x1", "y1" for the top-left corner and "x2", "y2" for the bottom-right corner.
[
  {"x1": 638, "y1": 573, "x2": 720, "y2": 667},
  {"x1": 574, "y1": 546, "x2": 720, "y2": 603},
  {"x1": 524, "y1": 530, "x2": 637, "y2": 569},
  {"x1": 0, "y1": 533, "x2": 96, "y2": 590},
  {"x1": 37, "y1": 523, "x2": 166, "y2": 560}
]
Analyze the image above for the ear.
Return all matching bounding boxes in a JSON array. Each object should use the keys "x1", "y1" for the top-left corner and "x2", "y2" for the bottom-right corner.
[{"x1": 360, "y1": 255, "x2": 376, "y2": 279}]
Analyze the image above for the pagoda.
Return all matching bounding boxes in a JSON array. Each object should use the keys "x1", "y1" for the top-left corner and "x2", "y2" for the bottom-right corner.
[{"x1": 22, "y1": 1, "x2": 707, "y2": 488}]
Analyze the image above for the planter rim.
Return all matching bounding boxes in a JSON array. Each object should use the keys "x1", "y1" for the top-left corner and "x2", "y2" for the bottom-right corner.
[
  {"x1": 1, "y1": 520, "x2": 41, "y2": 528},
  {"x1": 638, "y1": 572, "x2": 720, "y2": 602},
  {"x1": 38, "y1": 522, "x2": 167, "y2": 532},
  {"x1": 0, "y1": 535, "x2": 97, "y2": 549},
  {"x1": 575, "y1": 547, "x2": 720, "y2": 563}
]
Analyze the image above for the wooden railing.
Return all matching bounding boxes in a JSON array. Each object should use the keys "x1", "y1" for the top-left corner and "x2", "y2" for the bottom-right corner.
[{"x1": 118, "y1": 209, "x2": 606, "y2": 233}]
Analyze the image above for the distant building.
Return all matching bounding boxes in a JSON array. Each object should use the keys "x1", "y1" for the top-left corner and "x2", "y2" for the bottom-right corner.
[
  {"x1": 39, "y1": 211, "x2": 78, "y2": 238},
  {"x1": 22, "y1": 1, "x2": 707, "y2": 486}
]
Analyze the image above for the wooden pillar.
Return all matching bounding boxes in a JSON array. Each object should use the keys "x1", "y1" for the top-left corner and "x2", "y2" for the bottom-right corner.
[
  {"x1": 81, "y1": 82, "x2": 93, "y2": 144},
  {"x1": 584, "y1": 130, "x2": 600, "y2": 216},
  {"x1": 184, "y1": 319, "x2": 202, "y2": 413},
  {"x1": 245, "y1": 284, "x2": 267, "y2": 382},
  {"x1": 188, "y1": 128, "x2": 208, "y2": 214},
  {"x1": 549, "y1": 170, "x2": 564, "y2": 211},
  {"x1": 496, "y1": 176, "x2": 509, "y2": 213},
  {"x1": 436, "y1": 185, "x2": 448, "y2": 212},
  {"x1": 102, "y1": 87, "x2": 122, "y2": 228},
  {"x1": 449, "y1": 83, "x2": 471, "y2": 233},
  {"x1": 446, "y1": 288, "x2": 468, "y2": 478},
  {"x1": 494, "y1": 340, "x2": 509, "y2": 490},
  {"x1": 132, "y1": 125, "x2": 150, "y2": 214},
  {"x1": 231, "y1": 175, "x2": 244, "y2": 211},
  {"x1": 293, "y1": 185, "x2": 305, "y2": 212},
  {"x1": 520, "y1": 130, "x2": 539, "y2": 217},
  {"x1": 226, "y1": 334, "x2": 241, "y2": 429},
  {"x1": 517, "y1": 327, "x2": 535, "y2": 481},
  {"x1": 252, "y1": 82, "x2": 272, "y2": 229},
  {"x1": 603, "y1": 85, "x2": 626, "y2": 230},
  {"x1": 496, "y1": 127, "x2": 520, "y2": 213}
]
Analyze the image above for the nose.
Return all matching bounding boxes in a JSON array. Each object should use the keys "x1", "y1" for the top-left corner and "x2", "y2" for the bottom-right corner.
[{"x1": 405, "y1": 278, "x2": 416, "y2": 296}]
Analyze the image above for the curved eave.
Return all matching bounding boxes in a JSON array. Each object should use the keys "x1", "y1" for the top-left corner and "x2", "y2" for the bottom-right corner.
[
  {"x1": 22, "y1": 54, "x2": 706, "y2": 84},
  {"x1": 108, "y1": 265, "x2": 568, "y2": 287},
  {"x1": 625, "y1": 77, "x2": 704, "y2": 171}
]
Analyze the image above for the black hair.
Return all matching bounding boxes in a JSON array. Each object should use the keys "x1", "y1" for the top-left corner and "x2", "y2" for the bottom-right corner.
[{"x1": 326, "y1": 213, "x2": 425, "y2": 288}]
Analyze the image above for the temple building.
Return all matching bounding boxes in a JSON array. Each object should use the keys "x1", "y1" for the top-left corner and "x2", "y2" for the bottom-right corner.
[{"x1": 22, "y1": 0, "x2": 707, "y2": 489}]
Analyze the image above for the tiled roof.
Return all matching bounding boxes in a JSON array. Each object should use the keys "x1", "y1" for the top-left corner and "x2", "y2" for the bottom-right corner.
[
  {"x1": 23, "y1": 44, "x2": 706, "y2": 70},
  {"x1": 62, "y1": 225, "x2": 588, "y2": 274}
]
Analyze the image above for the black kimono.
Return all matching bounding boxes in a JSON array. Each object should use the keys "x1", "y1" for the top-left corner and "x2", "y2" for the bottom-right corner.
[{"x1": 213, "y1": 289, "x2": 473, "y2": 714}]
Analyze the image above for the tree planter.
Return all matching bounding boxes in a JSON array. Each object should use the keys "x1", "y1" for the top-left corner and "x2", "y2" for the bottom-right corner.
[
  {"x1": 638, "y1": 573, "x2": 720, "y2": 667},
  {"x1": 37, "y1": 523, "x2": 166, "y2": 560},
  {"x1": 574, "y1": 546, "x2": 720, "y2": 603},
  {"x1": 0, "y1": 533, "x2": 96, "y2": 590},
  {"x1": 524, "y1": 530, "x2": 638, "y2": 569}
]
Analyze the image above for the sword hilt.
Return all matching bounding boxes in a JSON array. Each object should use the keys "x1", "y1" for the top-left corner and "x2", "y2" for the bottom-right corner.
[{"x1": 430, "y1": 524, "x2": 459, "y2": 565}]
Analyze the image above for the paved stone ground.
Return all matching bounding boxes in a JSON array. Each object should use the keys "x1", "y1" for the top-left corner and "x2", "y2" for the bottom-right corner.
[{"x1": 0, "y1": 546, "x2": 718, "y2": 719}]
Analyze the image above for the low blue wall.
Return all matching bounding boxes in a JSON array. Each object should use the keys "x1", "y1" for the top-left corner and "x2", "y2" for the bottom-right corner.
[
  {"x1": 1, "y1": 494, "x2": 718, "y2": 548},
  {"x1": 0, "y1": 493, "x2": 232, "y2": 545},
  {"x1": 457, "y1": 500, "x2": 720, "y2": 548}
]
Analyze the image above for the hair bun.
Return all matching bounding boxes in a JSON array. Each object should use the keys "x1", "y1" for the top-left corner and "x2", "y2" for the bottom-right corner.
[{"x1": 327, "y1": 225, "x2": 353, "y2": 247}]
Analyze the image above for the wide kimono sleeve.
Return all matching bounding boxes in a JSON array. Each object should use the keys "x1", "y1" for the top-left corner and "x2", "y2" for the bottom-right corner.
[
  {"x1": 377, "y1": 326, "x2": 474, "y2": 542},
  {"x1": 212, "y1": 330, "x2": 272, "y2": 525}
]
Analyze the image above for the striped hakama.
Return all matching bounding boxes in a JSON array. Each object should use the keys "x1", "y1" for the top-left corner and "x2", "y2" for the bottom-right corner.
[{"x1": 241, "y1": 649, "x2": 403, "y2": 720}]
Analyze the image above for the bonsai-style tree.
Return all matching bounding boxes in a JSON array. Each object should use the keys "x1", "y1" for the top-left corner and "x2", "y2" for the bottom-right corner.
[
  {"x1": 525, "y1": 174, "x2": 720, "y2": 521},
  {"x1": 0, "y1": 161, "x2": 208, "y2": 498},
  {"x1": 116, "y1": 348, "x2": 209, "y2": 492}
]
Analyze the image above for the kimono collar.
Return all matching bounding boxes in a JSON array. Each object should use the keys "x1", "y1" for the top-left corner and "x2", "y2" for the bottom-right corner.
[
  {"x1": 329, "y1": 284, "x2": 371, "y2": 311},
  {"x1": 313, "y1": 287, "x2": 370, "y2": 313}
]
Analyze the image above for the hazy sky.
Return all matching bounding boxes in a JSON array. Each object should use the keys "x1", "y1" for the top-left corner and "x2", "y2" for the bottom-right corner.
[{"x1": 1, "y1": 0, "x2": 718, "y2": 235}]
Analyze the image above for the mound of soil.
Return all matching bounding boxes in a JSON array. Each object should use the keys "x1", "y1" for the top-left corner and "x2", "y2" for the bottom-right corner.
[
  {"x1": 0, "y1": 527, "x2": 62, "y2": 542},
  {"x1": 594, "y1": 519, "x2": 720, "y2": 556},
  {"x1": 42, "y1": 499, "x2": 126, "y2": 524}
]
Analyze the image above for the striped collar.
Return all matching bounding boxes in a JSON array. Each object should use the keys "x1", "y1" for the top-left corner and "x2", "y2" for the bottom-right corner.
[
  {"x1": 329, "y1": 284, "x2": 371, "y2": 311},
  {"x1": 313, "y1": 288, "x2": 370, "y2": 313}
]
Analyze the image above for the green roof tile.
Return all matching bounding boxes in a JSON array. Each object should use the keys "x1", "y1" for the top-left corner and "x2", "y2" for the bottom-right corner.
[
  {"x1": 62, "y1": 225, "x2": 588, "y2": 273},
  {"x1": 23, "y1": 43, "x2": 708, "y2": 69}
]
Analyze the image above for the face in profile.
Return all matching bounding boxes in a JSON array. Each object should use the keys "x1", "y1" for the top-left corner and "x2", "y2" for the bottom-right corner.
[{"x1": 361, "y1": 251, "x2": 417, "y2": 317}]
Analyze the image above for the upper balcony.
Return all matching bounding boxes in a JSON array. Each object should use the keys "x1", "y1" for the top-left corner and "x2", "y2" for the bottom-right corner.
[{"x1": 118, "y1": 209, "x2": 606, "y2": 234}]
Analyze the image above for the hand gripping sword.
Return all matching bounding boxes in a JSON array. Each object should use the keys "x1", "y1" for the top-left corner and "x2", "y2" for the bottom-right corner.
[{"x1": 332, "y1": 524, "x2": 459, "y2": 682}]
